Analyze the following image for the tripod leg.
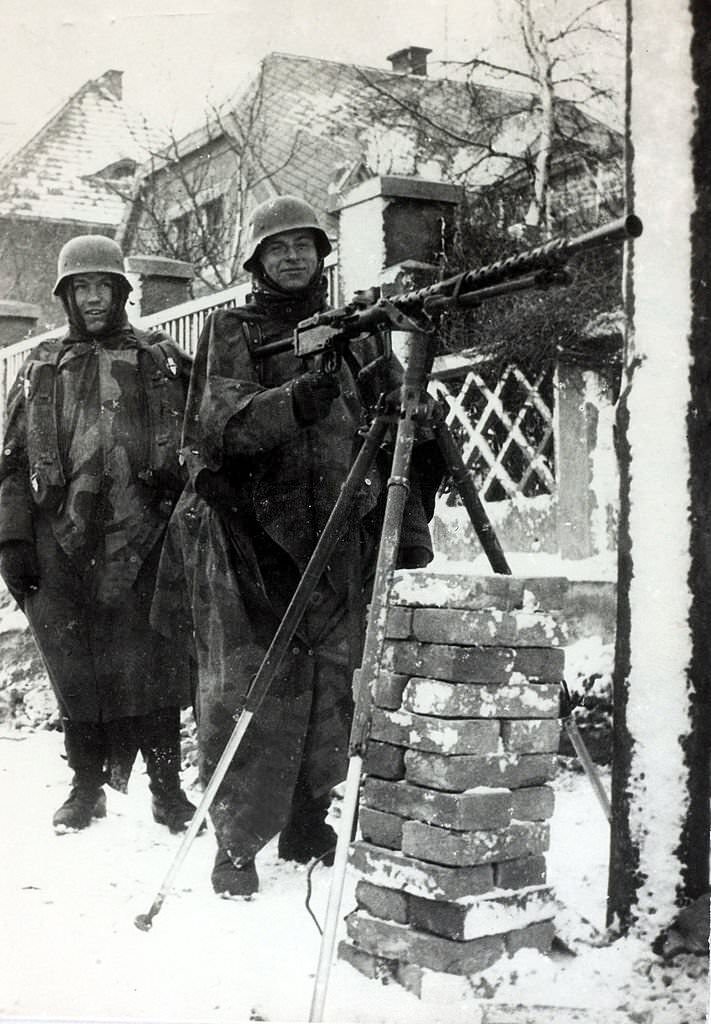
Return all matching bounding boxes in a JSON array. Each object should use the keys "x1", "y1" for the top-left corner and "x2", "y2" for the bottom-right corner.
[
  {"x1": 434, "y1": 418, "x2": 511, "y2": 575},
  {"x1": 134, "y1": 413, "x2": 390, "y2": 931},
  {"x1": 310, "y1": 342, "x2": 425, "y2": 1021}
]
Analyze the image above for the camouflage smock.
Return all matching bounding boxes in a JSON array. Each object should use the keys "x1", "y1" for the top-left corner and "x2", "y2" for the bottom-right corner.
[
  {"x1": 0, "y1": 324, "x2": 193, "y2": 721},
  {"x1": 152, "y1": 282, "x2": 435, "y2": 860}
]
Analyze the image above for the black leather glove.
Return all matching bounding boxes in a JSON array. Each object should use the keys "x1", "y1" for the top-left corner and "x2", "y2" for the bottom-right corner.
[
  {"x1": 0, "y1": 541, "x2": 40, "y2": 597},
  {"x1": 291, "y1": 371, "x2": 341, "y2": 426}
]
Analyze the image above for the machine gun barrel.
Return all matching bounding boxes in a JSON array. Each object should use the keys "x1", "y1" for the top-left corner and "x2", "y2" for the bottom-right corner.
[{"x1": 390, "y1": 213, "x2": 643, "y2": 315}]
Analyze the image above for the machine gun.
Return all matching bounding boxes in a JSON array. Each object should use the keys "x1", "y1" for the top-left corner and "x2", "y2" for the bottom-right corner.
[
  {"x1": 253, "y1": 213, "x2": 643, "y2": 373},
  {"x1": 135, "y1": 211, "x2": 642, "y2": 1022}
]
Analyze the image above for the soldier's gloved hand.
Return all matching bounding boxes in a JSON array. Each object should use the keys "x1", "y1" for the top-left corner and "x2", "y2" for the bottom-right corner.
[
  {"x1": 292, "y1": 371, "x2": 341, "y2": 426},
  {"x1": 0, "y1": 541, "x2": 40, "y2": 597}
]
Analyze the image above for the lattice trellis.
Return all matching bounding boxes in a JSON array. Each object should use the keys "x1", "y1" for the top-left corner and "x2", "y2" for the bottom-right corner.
[{"x1": 429, "y1": 363, "x2": 556, "y2": 502}]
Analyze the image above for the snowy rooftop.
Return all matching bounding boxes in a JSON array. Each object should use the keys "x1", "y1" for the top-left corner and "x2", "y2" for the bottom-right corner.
[{"x1": 0, "y1": 70, "x2": 159, "y2": 226}]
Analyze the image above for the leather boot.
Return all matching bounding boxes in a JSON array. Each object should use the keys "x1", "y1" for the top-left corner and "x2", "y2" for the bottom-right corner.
[
  {"x1": 53, "y1": 720, "x2": 107, "y2": 833},
  {"x1": 278, "y1": 788, "x2": 336, "y2": 865},
  {"x1": 211, "y1": 846, "x2": 259, "y2": 897},
  {"x1": 140, "y1": 708, "x2": 201, "y2": 833}
]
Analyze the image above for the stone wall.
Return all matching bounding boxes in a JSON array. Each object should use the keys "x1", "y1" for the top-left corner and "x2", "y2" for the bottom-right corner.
[{"x1": 339, "y1": 572, "x2": 565, "y2": 998}]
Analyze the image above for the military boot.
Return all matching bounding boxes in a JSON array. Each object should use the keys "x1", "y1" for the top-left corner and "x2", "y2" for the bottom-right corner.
[
  {"x1": 53, "y1": 720, "x2": 107, "y2": 833},
  {"x1": 211, "y1": 846, "x2": 259, "y2": 897},
  {"x1": 53, "y1": 786, "x2": 107, "y2": 832},
  {"x1": 141, "y1": 708, "x2": 202, "y2": 834},
  {"x1": 278, "y1": 789, "x2": 337, "y2": 865}
]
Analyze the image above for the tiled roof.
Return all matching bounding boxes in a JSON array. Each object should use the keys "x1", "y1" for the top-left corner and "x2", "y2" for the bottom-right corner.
[
  {"x1": 0, "y1": 70, "x2": 158, "y2": 226},
  {"x1": 223, "y1": 51, "x2": 620, "y2": 229}
]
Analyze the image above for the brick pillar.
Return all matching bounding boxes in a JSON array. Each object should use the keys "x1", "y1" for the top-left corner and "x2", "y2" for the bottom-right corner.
[
  {"x1": 332, "y1": 175, "x2": 461, "y2": 300},
  {"x1": 124, "y1": 255, "x2": 194, "y2": 316},
  {"x1": 0, "y1": 300, "x2": 40, "y2": 348},
  {"x1": 340, "y1": 572, "x2": 565, "y2": 999}
]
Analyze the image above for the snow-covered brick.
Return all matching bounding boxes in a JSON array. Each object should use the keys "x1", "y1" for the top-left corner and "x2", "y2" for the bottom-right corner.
[
  {"x1": 402, "y1": 820, "x2": 550, "y2": 867},
  {"x1": 355, "y1": 880, "x2": 409, "y2": 923},
  {"x1": 371, "y1": 671, "x2": 409, "y2": 709},
  {"x1": 495, "y1": 855, "x2": 548, "y2": 890},
  {"x1": 407, "y1": 886, "x2": 556, "y2": 942},
  {"x1": 389, "y1": 572, "x2": 525, "y2": 611},
  {"x1": 410, "y1": 607, "x2": 567, "y2": 648},
  {"x1": 362, "y1": 777, "x2": 512, "y2": 831},
  {"x1": 391, "y1": 640, "x2": 565, "y2": 684},
  {"x1": 336, "y1": 940, "x2": 397, "y2": 983},
  {"x1": 359, "y1": 806, "x2": 404, "y2": 850},
  {"x1": 346, "y1": 909, "x2": 506, "y2": 975},
  {"x1": 509, "y1": 785, "x2": 556, "y2": 822},
  {"x1": 401, "y1": 679, "x2": 560, "y2": 719},
  {"x1": 519, "y1": 577, "x2": 570, "y2": 611},
  {"x1": 349, "y1": 841, "x2": 494, "y2": 900},
  {"x1": 370, "y1": 707, "x2": 501, "y2": 754},
  {"x1": 405, "y1": 750, "x2": 557, "y2": 791},
  {"x1": 363, "y1": 740, "x2": 406, "y2": 780},
  {"x1": 501, "y1": 719, "x2": 562, "y2": 754},
  {"x1": 391, "y1": 964, "x2": 482, "y2": 1004},
  {"x1": 505, "y1": 919, "x2": 557, "y2": 956},
  {"x1": 384, "y1": 605, "x2": 413, "y2": 639}
]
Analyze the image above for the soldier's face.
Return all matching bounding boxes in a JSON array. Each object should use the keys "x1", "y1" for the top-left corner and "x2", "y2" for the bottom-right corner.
[
  {"x1": 260, "y1": 230, "x2": 319, "y2": 291},
  {"x1": 72, "y1": 273, "x2": 115, "y2": 334}
]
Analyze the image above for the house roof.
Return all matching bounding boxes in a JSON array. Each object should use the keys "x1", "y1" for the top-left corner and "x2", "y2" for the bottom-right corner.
[
  {"x1": 173, "y1": 50, "x2": 621, "y2": 235},
  {"x1": 0, "y1": 69, "x2": 159, "y2": 226}
]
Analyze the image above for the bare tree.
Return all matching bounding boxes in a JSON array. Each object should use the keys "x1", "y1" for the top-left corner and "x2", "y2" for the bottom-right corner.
[
  {"x1": 351, "y1": 0, "x2": 623, "y2": 243},
  {"x1": 462, "y1": 0, "x2": 624, "y2": 235},
  {"x1": 112, "y1": 66, "x2": 306, "y2": 293}
]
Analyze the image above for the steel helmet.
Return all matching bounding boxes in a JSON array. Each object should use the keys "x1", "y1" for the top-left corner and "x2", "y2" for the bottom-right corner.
[
  {"x1": 53, "y1": 234, "x2": 132, "y2": 295},
  {"x1": 243, "y1": 196, "x2": 331, "y2": 274}
]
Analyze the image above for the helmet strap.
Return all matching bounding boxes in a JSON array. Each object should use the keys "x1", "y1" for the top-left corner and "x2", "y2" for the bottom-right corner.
[{"x1": 60, "y1": 276, "x2": 130, "y2": 341}]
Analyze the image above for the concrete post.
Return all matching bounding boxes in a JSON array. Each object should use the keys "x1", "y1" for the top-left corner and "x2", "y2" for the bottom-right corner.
[
  {"x1": 554, "y1": 361, "x2": 618, "y2": 561},
  {"x1": 0, "y1": 301, "x2": 41, "y2": 348}
]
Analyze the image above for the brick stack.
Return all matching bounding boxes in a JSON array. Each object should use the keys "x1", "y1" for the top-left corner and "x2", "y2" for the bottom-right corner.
[{"x1": 339, "y1": 573, "x2": 567, "y2": 999}]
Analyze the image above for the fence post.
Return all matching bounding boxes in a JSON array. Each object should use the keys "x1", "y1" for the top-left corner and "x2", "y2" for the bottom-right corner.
[{"x1": 554, "y1": 358, "x2": 618, "y2": 561}]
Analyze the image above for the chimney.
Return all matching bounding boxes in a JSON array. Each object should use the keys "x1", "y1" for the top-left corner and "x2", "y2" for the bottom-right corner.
[
  {"x1": 97, "y1": 69, "x2": 123, "y2": 99},
  {"x1": 386, "y1": 46, "x2": 432, "y2": 76}
]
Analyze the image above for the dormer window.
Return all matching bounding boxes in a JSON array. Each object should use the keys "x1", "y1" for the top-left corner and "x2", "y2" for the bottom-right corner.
[{"x1": 91, "y1": 158, "x2": 137, "y2": 181}]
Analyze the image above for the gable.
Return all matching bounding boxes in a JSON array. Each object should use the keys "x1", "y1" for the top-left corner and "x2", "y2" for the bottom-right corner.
[{"x1": 0, "y1": 70, "x2": 157, "y2": 226}]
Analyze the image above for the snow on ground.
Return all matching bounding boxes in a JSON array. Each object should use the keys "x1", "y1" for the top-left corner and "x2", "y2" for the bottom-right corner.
[{"x1": 0, "y1": 729, "x2": 707, "y2": 1024}]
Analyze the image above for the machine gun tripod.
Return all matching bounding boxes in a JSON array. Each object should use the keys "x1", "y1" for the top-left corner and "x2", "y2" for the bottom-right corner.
[
  {"x1": 133, "y1": 303, "x2": 509, "y2": 934},
  {"x1": 134, "y1": 212, "x2": 642, "y2": 1020}
]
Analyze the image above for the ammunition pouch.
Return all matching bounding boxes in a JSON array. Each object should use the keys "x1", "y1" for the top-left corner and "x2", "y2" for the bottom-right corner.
[
  {"x1": 24, "y1": 360, "x2": 66, "y2": 511},
  {"x1": 136, "y1": 342, "x2": 188, "y2": 499}
]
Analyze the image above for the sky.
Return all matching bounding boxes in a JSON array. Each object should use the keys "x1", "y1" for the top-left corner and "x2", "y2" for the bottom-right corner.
[
  {"x1": 0, "y1": 0, "x2": 504, "y2": 143},
  {"x1": 0, "y1": 0, "x2": 623, "y2": 154}
]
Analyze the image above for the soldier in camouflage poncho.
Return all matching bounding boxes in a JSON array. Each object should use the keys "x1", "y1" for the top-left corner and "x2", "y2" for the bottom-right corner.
[
  {"x1": 0, "y1": 235, "x2": 199, "y2": 835},
  {"x1": 151, "y1": 196, "x2": 438, "y2": 896}
]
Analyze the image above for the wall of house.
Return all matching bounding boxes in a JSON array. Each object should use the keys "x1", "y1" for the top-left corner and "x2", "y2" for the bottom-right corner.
[{"x1": 125, "y1": 135, "x2": 239, "y2": 283}]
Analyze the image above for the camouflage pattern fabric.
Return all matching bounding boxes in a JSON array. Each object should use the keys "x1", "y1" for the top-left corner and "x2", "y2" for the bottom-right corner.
[
  {"x1": 152, "y1": 289, "x2": 436, "y2": 859},
  {"x1": 0, "y1": 326, "x2": 193, "y2": 722}
]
